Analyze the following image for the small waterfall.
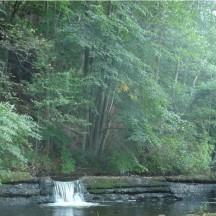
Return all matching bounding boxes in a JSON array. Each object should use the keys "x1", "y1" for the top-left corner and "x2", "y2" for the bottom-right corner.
[{"x1": 53, "y1": 180, "x2": 85, "y2": 204}]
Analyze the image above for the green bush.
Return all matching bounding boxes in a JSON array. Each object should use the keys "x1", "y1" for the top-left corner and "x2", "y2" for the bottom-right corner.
[
  {"x1": 140, "y1": 136, "x2": 213, "y2": 175},
  {"x1": 0, "y1": 103, "x2": 41, "y2": 171},
  {"x1": 107, "y1": 149, "x2": 147, "y2": 174},
  {"x1": 60, "y1": 147, "x2": 76, "y2": 174}
]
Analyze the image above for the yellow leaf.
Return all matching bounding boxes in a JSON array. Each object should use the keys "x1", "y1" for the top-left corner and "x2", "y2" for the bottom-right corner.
[{"x1": 116, "y1": 83, "x2": 129, "y2": 93}]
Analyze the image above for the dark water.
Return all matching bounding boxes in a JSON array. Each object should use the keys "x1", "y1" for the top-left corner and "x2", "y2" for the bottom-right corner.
[{"x1": 1, "y1": 201, "x2": 216, "y2": 216}]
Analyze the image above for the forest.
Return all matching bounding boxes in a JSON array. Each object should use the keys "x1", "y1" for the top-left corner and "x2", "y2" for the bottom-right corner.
[{"x1": 1, "y1": 1, "x2": 216, "y2": 178}]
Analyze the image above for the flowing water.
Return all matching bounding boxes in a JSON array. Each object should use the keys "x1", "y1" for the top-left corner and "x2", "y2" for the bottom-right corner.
[
  {"x1": 1, "y1": 180, "x2": 216, "y2": 216},
  {"x1": 1, "y1": 201, "x2": 216, "y2": 216},
  {"x1": 51, "y1": 180, "x2": 90, "y2": 206}
]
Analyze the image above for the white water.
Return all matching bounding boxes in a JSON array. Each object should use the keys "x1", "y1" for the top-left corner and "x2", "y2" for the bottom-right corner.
[{"x1": 49, "y1": 180, "x2": 97, "y2": 207}]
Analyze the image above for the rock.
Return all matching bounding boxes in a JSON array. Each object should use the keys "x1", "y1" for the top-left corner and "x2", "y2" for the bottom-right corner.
[
  {"x1": 81, "y1": 176, "x2": 216, "y2": 202},
  {"x1": 0, "y1": 197, "x2": 31, "y2": 205},
  {"x1": 39, "y1": 177, "x2": 54, "y2": 196},
  {"x1": 81, "y1": 176, "x2": 177, "y2": 202},
  {"x1": 187, "y1": 214, "x2": 216, "y2": 216},
  {"x1": 80, "y1": 176, "x2": 168, "y2": 189},
  {"x1": 166, "y1": 174, "x2": 216, "y2": 183},
  {"x1": 30, "y1": 195, "x2": 55, "y2": 204},
  {"x1": 169, "y1": 182, "x2": 216, "y2": 200},
  {"x1": 0, "y1": 195, "x2": 54, "y2": 205},
  {"x1": 88, "y1": 186, "x2": 170, "y2": 194},
  {"x1": 85, "y1": 192, "x2": 175, "y2": 202},
  {"x1": 0, "y1": 172, "x2": 37, "y2": 184},
  {"x1": 1, "y1": 175, "x2": 216, "y2": 205},
  {"x1": 0, "y1": 177, "x2": 54, "y2": 205},
  {"x1": 0, "y1": 183, "x2": 40, "y2": 197}
]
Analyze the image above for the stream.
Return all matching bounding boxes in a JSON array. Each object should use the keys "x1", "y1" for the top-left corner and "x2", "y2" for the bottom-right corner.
[
  {"x1": 1, "y1": 178, "x2": 216, "y2": 216},
  {"x1": 1, "y1": 201, "x2": 216, "y2": 216}
]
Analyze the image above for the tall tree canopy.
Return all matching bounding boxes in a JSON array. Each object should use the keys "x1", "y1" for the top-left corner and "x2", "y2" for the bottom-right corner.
[{"x1": 1, "y1": 1, "x2": 216, "y2": 175}]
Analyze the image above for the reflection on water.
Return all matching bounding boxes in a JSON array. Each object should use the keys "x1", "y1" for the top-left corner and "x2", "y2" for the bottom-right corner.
[
  {"x1": 52, "y1": 207, "x2": 74, "y2": 216},
  {"x1": 49, "y1": 201, "x2": 216, "y2": 216},
  {"x1": 47, "y1": 201, "x2": 98, "y2": 207},
  {"x1": 1, "y1": 201, "x2": 216, "y2": 216}
]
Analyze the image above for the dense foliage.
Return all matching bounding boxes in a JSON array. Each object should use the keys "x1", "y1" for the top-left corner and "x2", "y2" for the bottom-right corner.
[
  {"x1": 0, "y1": 103, "x2": 40, "y2": 171},
  {"x1": 1, "y1": 1, "x2": 216, "y2": 175}
]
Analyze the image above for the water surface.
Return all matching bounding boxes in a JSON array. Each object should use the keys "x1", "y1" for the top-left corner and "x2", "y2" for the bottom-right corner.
[{"x1": 1, "y1": 201, "x2": 216, "y2": 216}]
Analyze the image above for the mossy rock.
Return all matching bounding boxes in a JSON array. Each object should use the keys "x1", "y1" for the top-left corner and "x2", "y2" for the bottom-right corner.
[
  {"x1": 0, "y1": 171, "x2": 35, "y2": 183},
  {"x1": 88, "y1": 186, "x2": 170, "y2": 194},
  {"x1": 80, "y1": 176, "x2": 167, "y2": 189},
  {"x1": 187, "y1": 213, "x2": 216, "y2": 216},
  {"x1": 166, "y1": 173, "x2": 216, "y2": 183}
]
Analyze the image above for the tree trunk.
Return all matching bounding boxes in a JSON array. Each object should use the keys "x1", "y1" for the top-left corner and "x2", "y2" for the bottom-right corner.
[
  {"x1": 174, "y1": 59, "x2": 180, "y2": 84},
  {"x1": 10, "y1": 1, "x2": 22, "y2": 21},
  {"x1": 82, "y1": 2, "x2": 117, "y2": 155},
  {"x1": 82, "y1": 109, "x2": 89, "y2": 151},
  {"x1": 193, "y1": 75, "x2": 198, "y2": 88},
  {"x1": 93, "y1": 88, "x2": 105, "y2": 155},
  {"x1": 155, "y1": 56, "x2": 160, "y2": 83},
  {"x1": 183, "y1": 69, "x2": 187, "y2": 85},
  {"x1": 45, "y1": 1, "x2": 51, "y2": 155},
  {"x1": 99, "y1": 104, "x2": 114, "y2": 155},
  {"x1": 81, "y1": 47, "x2": 91, "y2": 150}
]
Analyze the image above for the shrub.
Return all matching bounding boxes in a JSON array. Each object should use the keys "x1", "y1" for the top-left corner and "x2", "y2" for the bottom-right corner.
[{"x1": 0, "y1": 103, "x2": 41, "y2": 171}]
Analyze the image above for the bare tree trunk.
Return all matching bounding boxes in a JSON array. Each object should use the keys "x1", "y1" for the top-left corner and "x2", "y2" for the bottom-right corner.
[
  {"x1": 206, "y1": 92, "x2": 212, "y2": 135},
  {"x1": 99, "y1": 83, "x2": 111, "y2": 142},
  {"x1": 174, "y1": 59, "x2": 180, "y2": 84},
  {"x1": 155, "y1": 56, "x2": 160, "y2": 83},
  {"x1": 89, "y1": 92, "x2": 100, "y2": 149},
  {"x1": 93, "y1": 88, "x2": 105, "y2": 155},
  {"x1": 86, "y1": 81, "x2": 116, "y2": 156},
  {"x1": 193, "y1": 75, "x2": 198, "y2": 88},
  {"x1": 99, "y1": 84, "x2": 116, "y2": 155},
  {"x1": 99, "y1": 105, "x2": 114, "y2": 155},
  {"x1": 184, "y1": 70, "x2": 187, "y2": 85},
  {"x1": 81, "y1": 47, "x2": 90, "y2": 150},
  {"x1": 82, "y1": 108, "x2": 89, "y2": 151},
  {"x1": 83, "y1": 48, "x2": 90, "y2": 76}
]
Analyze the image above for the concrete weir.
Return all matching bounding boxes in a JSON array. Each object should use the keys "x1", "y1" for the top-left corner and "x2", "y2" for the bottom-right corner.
[
  {"x1": 80, "y1": 176, "x2": 216, "y2": 202},
  {"x1": 1, "y1": 175, "x2": 216, "y2": 204}
]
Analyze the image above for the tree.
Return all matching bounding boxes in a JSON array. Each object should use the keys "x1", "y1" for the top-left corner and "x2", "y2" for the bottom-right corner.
[
  {"x1": 0, "y1": 102, "x2": 40, "y2": 171},
  {"x1": 1, "y1": 1, "x2": 216, "y2": 175}
]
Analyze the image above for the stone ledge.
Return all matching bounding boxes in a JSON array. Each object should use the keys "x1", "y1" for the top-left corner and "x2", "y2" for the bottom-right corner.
[
  {"x1": 0, "y1": 172, "x2": 38, "y2": 184},
  {"x1": 81, "y1": 176, "x2": 167, "y2": 189},
  {"x1": 165, "y1": 174, "x2": 216, "y2": 183},
  {"x1": 86, "y1": 192, "x2": 176, "y2": 202},
  {"x1": 0, "y1": 195, "x2": 53, "y2": 205},
  {"x1": 1, "y1": 175, "x2": 216, "y2": 205},
  {"x1": 88, "y1": 186, "x2": 170, "y2": 194},
  {"x1": 0, "y1": 183, "x2": 40, "y2": 197}
]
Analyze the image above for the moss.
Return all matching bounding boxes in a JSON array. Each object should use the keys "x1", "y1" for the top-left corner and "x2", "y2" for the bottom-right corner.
[
  {"x1": 0, "y1": 171, "x2": 34, "y2": 183},
  {"x1": 80, "y1": 176, "x2": 167, "y2": 189},
  {"x1": 87, "y1": 188, "x2": 106, "y2": 194},
  {"x1": 166, "y1": 173, "x2": 216, "y2": 183},
  {"x1": 187, "y1": 214, "x2": 216, "y2": 216},
  {"x1": 87, "y1": 186, "x2": 170, "y2": 194}
]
